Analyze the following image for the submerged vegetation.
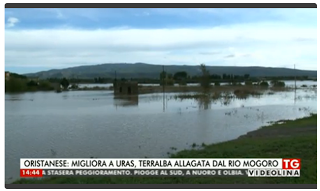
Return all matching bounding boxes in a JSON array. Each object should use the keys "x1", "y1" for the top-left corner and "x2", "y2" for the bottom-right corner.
[
  {"x1": 233, "y1": 89, "x2": 262, "y2": 99},
  {"x1": 174, "y1": 88, "x2": 263, "y2": 102},
  {"x1": 270, "y1": 80, "x2": 285, "y2": 87},
  {"x1": 77, "y1": 86, "x2": 110, "y2": 91}
]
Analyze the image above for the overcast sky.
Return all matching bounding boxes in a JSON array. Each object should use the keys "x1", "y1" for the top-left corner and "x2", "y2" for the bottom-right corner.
[{"x1": 5, "y1": 8, "x2": 317, "y2": 74}]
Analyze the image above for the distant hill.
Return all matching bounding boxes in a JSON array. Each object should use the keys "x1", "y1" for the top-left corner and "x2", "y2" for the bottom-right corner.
[{"x1": 24, "y1": 63, "x2": 317, "y2": 79}]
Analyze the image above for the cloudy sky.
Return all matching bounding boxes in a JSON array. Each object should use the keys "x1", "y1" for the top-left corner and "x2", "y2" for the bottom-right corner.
[{"x1": 5, "y1": 8, "x2": 317, "y2": 74}]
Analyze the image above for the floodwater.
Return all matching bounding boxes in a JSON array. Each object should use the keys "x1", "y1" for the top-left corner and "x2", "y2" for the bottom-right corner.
[
  {"x1": 78, "y1": 83, "x2": 159, "y2": 88},
  {"x1": 5, "y1": 86, "x2": 317, "y2": 183},
  {"x1": 78, "y1": 80, "x2": 317, "y2": 88}
]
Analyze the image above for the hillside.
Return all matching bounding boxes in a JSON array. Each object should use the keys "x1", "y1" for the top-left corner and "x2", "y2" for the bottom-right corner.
[{"x1": 24, "y1": 63, "x2": 317, "y2": 79}]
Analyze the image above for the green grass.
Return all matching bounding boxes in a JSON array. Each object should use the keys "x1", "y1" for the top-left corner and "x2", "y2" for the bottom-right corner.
[
  {"x1": 266, "y1": 114, "x2": 317, "y2": 129},
  {"x1": 13, "y1": 115, "x2": 317, "y2": 184}
]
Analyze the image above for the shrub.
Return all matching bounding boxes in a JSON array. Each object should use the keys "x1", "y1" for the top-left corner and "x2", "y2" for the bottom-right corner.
[
  {"x1": 5, "y1": 78, "x2": 27, "y2": 92},
  {"x1": 38, "y1": 81, "x2": 54, "y2": 91},
  {"x1": 277, "y1": 81, "x2": 285, "y2": 87},
  {"x1": 27, "y1": 80, "x2": 38, "y2": 87},
  {"x1": 259, "y1": 81, "x2": 269, "y2": 87},
  {"x1": 214, "y1": 82, "x2": 220, "y2": 86},
  {"x1": 271, "y1": 80, "x2": 285, "y2": 87}
]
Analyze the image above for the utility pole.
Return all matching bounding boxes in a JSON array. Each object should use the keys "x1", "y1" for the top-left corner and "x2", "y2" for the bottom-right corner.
[
  {"x1": 114, "y1": 70, "x2": 117, "y2": 90},
  {"x1": 294, "y1": 65, "x2": 297, "y2": 90},
  {"x1": 294, "y1": 64, "x2": 297, "y2": 104},
  {"x1": 163, "y1": 65, "x2": 165, "y2": 111}
]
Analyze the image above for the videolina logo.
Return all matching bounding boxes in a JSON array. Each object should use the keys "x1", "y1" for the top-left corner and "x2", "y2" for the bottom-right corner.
[
  {"x1": 248, "y1": 159, "x2": 301, "y2": 177},
  {"x1": 282, "y1": 158, "x2": 301, "y2": 169}
]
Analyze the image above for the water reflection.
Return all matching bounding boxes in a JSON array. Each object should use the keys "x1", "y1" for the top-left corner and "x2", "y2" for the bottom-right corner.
[
  {"x1": 113, "y1": 95, "x2": 139, "y2": 107},
  {"x1": 62, "y1": 92, "x2": 69, "y2": 100},
  {"x1": 294, "y1": 89, "x2": 297, "y2": 104},
  {"x1": 197, "y1": 95, "x2": 212, "y2": 110},
  {"x1": 5, "y1": 93, "x2": 23, "y2": 101}
]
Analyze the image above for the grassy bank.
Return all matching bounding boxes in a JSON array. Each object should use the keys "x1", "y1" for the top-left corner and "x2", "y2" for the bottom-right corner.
[{"x1": 13, "y1": 114, "x2": 316, "y2": 184}]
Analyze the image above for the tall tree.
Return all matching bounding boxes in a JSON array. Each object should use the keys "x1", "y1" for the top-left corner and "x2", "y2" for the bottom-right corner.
[
  {"x1": 60, "y1": 78, "x2": 69, "y2": 90},
  {"x1": 200, "y1": 64, "x2": 211, "y2": 89},
  {"x1": 173, "y1": 71, "x2": 188, "y2": 80}
]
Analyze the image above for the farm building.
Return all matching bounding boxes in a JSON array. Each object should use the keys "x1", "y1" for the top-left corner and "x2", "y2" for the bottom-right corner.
[{"x1": 113, "y1": 81, "x2": 138, "y2": 95}]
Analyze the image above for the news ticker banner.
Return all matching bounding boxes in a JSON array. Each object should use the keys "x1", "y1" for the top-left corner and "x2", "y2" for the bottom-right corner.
[{"x1": 20, "y1": 158, "x2": 301, "y2": 178}]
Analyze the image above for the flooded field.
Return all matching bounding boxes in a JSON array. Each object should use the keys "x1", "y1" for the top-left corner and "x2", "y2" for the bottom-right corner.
[
  {"x1": 5, "y1": 86, "x2": 317, "y2": 183},
  {"x1": 78, "y1": 80, "x2": 317, "y2": 89}
]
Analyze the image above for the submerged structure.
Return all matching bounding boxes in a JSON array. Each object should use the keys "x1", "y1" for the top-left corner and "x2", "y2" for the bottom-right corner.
[{"x1": 113, "y1": 81, "x2": 138, "y2": 95}]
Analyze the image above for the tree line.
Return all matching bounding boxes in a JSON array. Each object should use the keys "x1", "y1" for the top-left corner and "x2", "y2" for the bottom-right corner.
[
  {"x1": 5, "y1": 73, "x2": 75, "y2": 93},
  {"x1": 5, "y1": 64, "x2": 313, "y2": 93},
  {"x1": 40, "y1": 68, "x2": 314, "y2": 86},
  {"x1": 5, "y1": 73, "x2": 55, "y2": 93}
]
